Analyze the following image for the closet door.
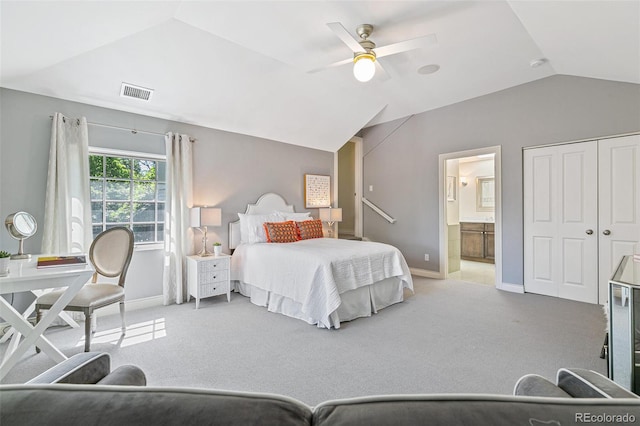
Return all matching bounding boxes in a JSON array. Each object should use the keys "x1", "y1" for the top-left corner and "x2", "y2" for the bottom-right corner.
[
  {"x1": 598, "y1": 135, "x2": 640, "y2": 303},
  {"x1": 524, "y1": 141, "x2": 599, "y2": 303}
]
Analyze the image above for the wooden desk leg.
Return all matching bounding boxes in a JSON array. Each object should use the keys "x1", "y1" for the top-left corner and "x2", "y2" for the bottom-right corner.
[{"x1": 0, "y1": 277, "x2": 86, "y2": 380}]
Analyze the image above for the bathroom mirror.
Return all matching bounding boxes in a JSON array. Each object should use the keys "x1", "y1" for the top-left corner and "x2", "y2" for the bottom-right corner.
[
  {"x1": 476, "y1": 176, "x2": 495, "y2": 212},
  {"x1": 5, "y1": 211, "x2": 37, "y2": 259}
]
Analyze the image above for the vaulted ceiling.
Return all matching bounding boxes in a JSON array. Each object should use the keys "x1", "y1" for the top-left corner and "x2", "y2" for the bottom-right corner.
[{"x1": 2, "y1": 1, "x2": 638, "y2": 152}]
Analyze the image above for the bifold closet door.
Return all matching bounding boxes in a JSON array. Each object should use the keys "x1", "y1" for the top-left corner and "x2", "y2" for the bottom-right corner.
[
  {"x1": 524, "y1": 141, "x2": 599, "y2": 303},
  {"x1": 597, "y1": 135, "x2": 640, "y2": 303}
]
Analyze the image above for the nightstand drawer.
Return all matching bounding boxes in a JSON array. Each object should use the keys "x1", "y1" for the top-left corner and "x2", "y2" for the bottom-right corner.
[
  {"x1": 199, "y1": 269, "x2": 228, "y2": 285},
  {"x1": 200, "y1": 258, "x2": 229, "y2": 273},
  {"x1": 200, "y1": 281, "x2": 229, "y2": 298}
]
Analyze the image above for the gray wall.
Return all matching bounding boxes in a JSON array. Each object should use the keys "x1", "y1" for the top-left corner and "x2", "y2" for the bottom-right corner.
[
  {"x1": 362, "y1": 75, "x2": 640, "y2": 286},
  {"x1": 0, "y1": 88, "x2": 333, "y2": 309}
]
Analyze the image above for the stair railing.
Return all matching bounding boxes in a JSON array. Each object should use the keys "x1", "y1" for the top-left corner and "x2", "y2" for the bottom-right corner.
[{"x1": 361, "y1": 197, "x2": 396, "y2": 224}]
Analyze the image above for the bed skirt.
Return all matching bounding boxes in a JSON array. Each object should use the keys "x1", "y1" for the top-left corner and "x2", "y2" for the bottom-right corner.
[{"x1": 233, "y1": 277, "x2": 406, "y2": 329}]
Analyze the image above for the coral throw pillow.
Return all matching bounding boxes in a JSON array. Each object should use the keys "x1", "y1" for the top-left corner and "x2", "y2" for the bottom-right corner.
[
  {"x1": 263, "y1": 221, "x2": 300, "y2": 243},
  {"x1": 297, "y1": 219, "x2": 324, "y2": 240}
]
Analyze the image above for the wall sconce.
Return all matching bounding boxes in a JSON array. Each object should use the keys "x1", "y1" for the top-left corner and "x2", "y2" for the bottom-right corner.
[
  {"x1": 190, "y1": 207, "x2": 222, "y2": 257},
  {"x1": 460, "y1": 176, "x2": 468, "y2": 187},
  {"x1": 319, "y1": 207, "x2": 343, "y2": 238}
]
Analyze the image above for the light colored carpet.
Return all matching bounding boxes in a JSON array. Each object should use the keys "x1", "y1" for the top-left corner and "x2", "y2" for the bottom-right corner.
[{"x1": 0, "y1": 277, "x2": 607, "y2": 406}]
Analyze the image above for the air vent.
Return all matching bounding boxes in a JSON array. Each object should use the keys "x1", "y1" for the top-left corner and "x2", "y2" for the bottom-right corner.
[{"x1": 120, "y1": 83, "x2": 153, "y2": 101}]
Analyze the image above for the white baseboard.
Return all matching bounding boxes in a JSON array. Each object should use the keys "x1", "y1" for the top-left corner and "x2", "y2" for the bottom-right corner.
[
  {"x1": 67, "y1": 295, "x2": 165, "y2": 322},
  {"x1": 0, "y1": 296, "x2": 164, "y2": 337},
  {"x1": 497, "y1": 282, "x2": 525, "y2": 294},
  {"x1": 409, "y1": 267, "x2": 444, "y2": 279},
  {"x1": 409, "y1": 269, "x2": 525, "y2": 293},
  {"x1": 96, "y1": 295, "x2": 164, "y2": 317}
]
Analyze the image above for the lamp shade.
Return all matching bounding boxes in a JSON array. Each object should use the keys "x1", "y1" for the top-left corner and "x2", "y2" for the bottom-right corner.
[
  {"x1": 190, "y1": 207, "x2": 222, "y2": 228},
  {"x1": 353, "y1": 54, "x2": 376, "y2": 82},
  {"x1": 319, "y1": 208, "x2": 343, "y2": 223}
]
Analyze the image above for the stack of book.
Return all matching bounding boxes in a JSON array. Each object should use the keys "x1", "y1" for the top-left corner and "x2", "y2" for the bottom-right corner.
[{"x1": 37, "y1": 255, "x2": 87, "y2": 269}]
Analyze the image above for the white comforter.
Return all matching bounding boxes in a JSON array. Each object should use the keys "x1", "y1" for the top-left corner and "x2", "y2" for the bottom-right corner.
[{"x1": 231, "y1": 238, "x2": 413, "y2": 326}]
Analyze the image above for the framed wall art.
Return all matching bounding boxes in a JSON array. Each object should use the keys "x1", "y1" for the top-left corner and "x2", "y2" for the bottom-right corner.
[
  {"x1": 476, "y1": 176, "x2": 495, "y2": 211},
  {"x1": 304, "y1": 174, "x2": 331, "y2": 208}
]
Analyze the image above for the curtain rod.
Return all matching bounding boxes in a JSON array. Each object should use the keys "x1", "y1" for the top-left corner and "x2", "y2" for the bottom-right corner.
[{"x1": 49, "y1": 115, "x2": 195, "y2": 142}]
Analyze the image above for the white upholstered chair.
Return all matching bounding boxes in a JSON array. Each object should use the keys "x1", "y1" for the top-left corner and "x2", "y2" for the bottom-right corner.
[{"x1": 36, "y1": 227, "x2": 134, "y2": 352}]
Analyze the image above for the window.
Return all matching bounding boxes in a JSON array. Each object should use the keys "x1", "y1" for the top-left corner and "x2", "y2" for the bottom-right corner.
[{"x1": 90, "y1": 153, "x2": 166, "y2": 244}]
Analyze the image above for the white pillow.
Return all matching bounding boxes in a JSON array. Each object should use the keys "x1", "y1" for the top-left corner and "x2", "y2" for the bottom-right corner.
[
  {"x1": 274, "y1": 211, "x2": 312, "y2": 222},
  {"x1": 238, "y1": 213, "x2": 280, "y2": 244}
]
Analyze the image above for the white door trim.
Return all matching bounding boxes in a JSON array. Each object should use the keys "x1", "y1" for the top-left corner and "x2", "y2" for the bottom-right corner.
[
  {"x1": 438, "y1": 146, "x2": 503, "y2": 289},
  {"x1": 353, "y1": 137, "x2": 363, "y2": 238},
  {"x1": 334, "y1": 137, "x2": 363, "y2": 238}
]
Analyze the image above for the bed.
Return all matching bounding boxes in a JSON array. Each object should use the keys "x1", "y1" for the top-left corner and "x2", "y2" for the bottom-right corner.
[{"x1": 229, "y1": 193, "x2": 413, "y2": 329}]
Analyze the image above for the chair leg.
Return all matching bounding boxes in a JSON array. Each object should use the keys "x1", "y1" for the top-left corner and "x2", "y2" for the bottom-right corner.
[
  {"x1": 84, "y1": 311, "x2": 92, "y2": 352},
  {"x1": 120, "y1": 301, "x2": 126, "y2": 334}
]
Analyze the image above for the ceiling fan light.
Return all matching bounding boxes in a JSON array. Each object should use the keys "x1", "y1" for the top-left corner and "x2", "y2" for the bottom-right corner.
[{"x1": 353, "y1": 53, "x2": 376, "y2": 82}]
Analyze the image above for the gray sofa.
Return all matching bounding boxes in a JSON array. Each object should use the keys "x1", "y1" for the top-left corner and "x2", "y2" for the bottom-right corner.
[{"x1": 2, "y1": 353, "x2": 639, "y2": 425}]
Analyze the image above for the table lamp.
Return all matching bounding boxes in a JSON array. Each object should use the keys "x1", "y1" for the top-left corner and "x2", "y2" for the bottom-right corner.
[
  {"x1": 190, "y1": 207, "x2": 222, "y2": 256},
  {"x1": 319, "y1": 207, "x2": 342, "y2": 238}
]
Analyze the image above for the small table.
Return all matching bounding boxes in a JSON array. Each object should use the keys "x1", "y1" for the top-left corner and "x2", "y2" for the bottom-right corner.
[
  {"x1": 187, "y1": 254, "x2": 231, "y2": 309},
  {"x1": 608, "y1": 255, "x2": 640, "y2": 393},
  {"x1": 0, "y1": 257, "x2": 94, "y2": 380}
]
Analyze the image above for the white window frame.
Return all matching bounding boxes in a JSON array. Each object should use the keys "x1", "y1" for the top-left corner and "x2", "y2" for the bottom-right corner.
[{"x1": 89, "y1": 147, "x2": 167, "y2": 250}]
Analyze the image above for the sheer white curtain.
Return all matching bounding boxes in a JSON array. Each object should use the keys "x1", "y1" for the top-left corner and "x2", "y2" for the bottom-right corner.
[
  {"x1": 163, "y1": 132, "x2": 193, "y2": 305},
  {"x1": 41, "y1": 113, "x2": 92, "y2": 254}
]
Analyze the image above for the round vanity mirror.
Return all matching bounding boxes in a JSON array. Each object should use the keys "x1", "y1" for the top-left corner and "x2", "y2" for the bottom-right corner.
[{"x1": 5, "y1": 211, "x2": 37, "y2": 259}]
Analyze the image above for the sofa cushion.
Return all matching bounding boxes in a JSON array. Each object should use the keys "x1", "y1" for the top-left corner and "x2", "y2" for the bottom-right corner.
[
  {"x1": 3, "y1": 386, "x2": 640, "y2": 426},
  {"x1": 557, "y1": 368, "x2": 640, "y2": 399},
  {"x1": 513, "y1": 374, "x2": 571, "y2": 397},
  {"x1": 26, "y1": 352, "x2": 110, "y2": 384},
  {"x1": 0, "y1": 385, "x2": 312, "y2": 426},
  {"x1": 96, "y1": 365, "x2": 146, "y2": 386},
  {"x1": 313, "y1": 394, "x2": 640, "y2": 426}
]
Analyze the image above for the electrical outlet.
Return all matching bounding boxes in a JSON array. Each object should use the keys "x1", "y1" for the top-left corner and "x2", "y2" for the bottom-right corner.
[
  {"x1": 424, "y1": 254, "x2": 429, "y2": 261},
  {"x1": 369, "y1": 185, "x2": 373, "y2": 192}
]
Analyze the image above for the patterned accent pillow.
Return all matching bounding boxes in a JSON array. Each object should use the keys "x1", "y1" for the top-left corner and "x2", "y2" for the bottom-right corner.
[
  {"x1": 263, "y1": 221, "x2": 300, "y2": 243},
  {"x1": 297, "y1": 219, "x2": 324, "y2": 240}
]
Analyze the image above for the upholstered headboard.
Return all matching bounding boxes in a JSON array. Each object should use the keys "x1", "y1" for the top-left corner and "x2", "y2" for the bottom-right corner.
[{"x1": 229, "y1": 193, "x2": 295, "y2": 249}]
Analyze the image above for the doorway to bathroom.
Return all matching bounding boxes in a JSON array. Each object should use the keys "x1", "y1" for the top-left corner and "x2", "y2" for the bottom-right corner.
[{"x1": 440, "y1": 146, "x2": 502, "y2": 288}]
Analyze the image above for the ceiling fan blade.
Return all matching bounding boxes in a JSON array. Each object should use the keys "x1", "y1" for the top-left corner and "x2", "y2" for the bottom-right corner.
[
  {"x1": 307, "y1": 57, "x2": 353, "y2": 74},
  {"x1": 375, "y1": 33, "x2": 437, "y2": 58},
  {"x1": 327, "y1": 22, "x2": 363, "y2": 53},
  {"x1": 375, "y1": 61, "x2": 390, "y2": 81}
]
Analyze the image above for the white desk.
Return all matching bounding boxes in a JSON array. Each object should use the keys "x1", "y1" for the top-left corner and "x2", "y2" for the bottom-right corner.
[
  {"x1": 0, "y1": 292, "x2": 81, "y2": 354},
  {"x1": 0, "y1": 258, "x2": 94, "y2": 380}
]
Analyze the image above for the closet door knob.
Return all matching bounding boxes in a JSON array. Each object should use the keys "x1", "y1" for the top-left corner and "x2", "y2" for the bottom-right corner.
[
  {"x1": 585, "y1": 229, "x2": 593, "y2": 235},
  {"x1": 603, "y1": 229, "x2": 611, "y2": 236}
]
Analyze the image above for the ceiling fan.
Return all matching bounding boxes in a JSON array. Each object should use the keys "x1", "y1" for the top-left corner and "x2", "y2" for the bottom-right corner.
[{"x1": 310, "y1": 22, "x2": 437, "y2": 82}]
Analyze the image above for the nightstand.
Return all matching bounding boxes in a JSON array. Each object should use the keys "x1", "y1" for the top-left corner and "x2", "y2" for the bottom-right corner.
[{"x1": 186, "y1": 254, "x2": 231, "y2": 309}]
